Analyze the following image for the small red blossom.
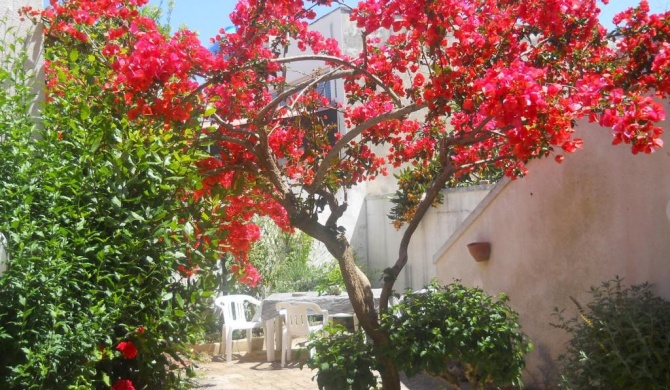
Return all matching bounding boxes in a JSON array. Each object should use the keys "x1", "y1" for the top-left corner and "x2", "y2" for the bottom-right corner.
[
  {"x1": 98, "y1": 343, "x2": 108, "y2": 359},
  {"x1": 111, "y1": 379, "x2": 135, "y2": 390},
  {"x1": 136, "y1": 325, "x2": 145, "y2": 334},
  {"x1": 238, "y1": 263, "x2": 262, "y2": 287},
  {"x1": 177, "y1": 264, "x2": 197, "y2": 278},
  {"x1": 116, "y1": 341, "x2": 138, "y2": 359}
]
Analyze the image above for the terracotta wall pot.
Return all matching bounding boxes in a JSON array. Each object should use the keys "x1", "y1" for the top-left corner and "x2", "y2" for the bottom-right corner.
[{"x1": 467, "y1": 242, "x2": 491, "y2": 262}]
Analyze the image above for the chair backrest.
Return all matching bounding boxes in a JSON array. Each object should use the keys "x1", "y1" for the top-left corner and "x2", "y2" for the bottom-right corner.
[
  {"x1": 276, "y1": 301, "x2": 325, "y2": 338},
  {"x1": 214, "y1": 294, "x2": 261, "y2": 325}
]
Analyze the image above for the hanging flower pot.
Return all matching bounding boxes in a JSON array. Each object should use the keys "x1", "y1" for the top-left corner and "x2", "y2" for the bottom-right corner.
[{"x1": 467, "y1": 242, "x2": 491, "y2": 262}]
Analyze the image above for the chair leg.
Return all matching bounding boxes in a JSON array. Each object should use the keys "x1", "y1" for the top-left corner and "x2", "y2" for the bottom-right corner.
[
  {"x1": 226, "y1": 328, "x2": 233, "y2": 363},
  {"x1": 221, "y1": 324, "x2": 230, "y2": 362},
  {"x1": 246, "y1": 329, "x2": 253, "y2": 354},
  {"x1": 286, "y1": 336, "x2": 292, "y2": 363},
  {"x1": 265, "y1": 321, "x2": 274, "y2": 362},
  {"x1": 281, "y1": 332, "x2": 287, "y2": 367},
  {"x1": 224, "y1": 325, "x2": 228, "y2": 355}
]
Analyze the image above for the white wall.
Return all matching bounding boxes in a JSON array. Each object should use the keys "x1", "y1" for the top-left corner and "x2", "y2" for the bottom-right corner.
[
  {"x1": 434, "y1": 120, "x2": 670, "y2": 388},
  {"x1": 1, "y1": 0, "x2": 43, "y2": 116},
  {"x1": 365, "y1": 185, "x2": 491, "y2": 290},
  {"x1": 283, "y1": 7, "x2": 349, "y2": 95},
  {"x1": 1, "y1": 0, "x2": 43, "y2": 69},
  {"x1": 0, "y1": 0, "x2": 43, "y2": 276}
]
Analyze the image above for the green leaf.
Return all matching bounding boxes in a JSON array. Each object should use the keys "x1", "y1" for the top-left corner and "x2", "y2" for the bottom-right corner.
[
  {"x1": 204, "y1": 105, "x2": 217, "y2": 117},
  {"x1": 69, "y1": 49, "x2": 79, "y2": 62},
  {"x1": 102, "y1": 372, "x2": 110, "y2": 387}
]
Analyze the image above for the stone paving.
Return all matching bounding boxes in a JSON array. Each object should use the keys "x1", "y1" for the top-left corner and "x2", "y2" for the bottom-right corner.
[{"x1": 193, "y1": 351, "x2": 450, "y2": 390}]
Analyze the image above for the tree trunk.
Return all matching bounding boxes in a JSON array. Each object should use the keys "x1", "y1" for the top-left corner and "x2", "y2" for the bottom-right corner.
[
  {"x1": 378, "y1": 355, "x2": 401, "y2": 390},
  {"x1": 332, "y1": 240, "x2": 402, "y2": 390},
  {"x1": 296, "y1": 218, "x2": 402, "y2": 390}
]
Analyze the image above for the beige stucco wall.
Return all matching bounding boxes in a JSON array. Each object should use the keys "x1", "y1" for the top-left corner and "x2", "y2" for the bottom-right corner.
[{"x1": 434, "y1": 119, "x2": 670, "y2": 388}]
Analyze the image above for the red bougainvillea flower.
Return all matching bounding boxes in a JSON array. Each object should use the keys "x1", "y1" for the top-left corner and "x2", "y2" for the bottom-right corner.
[
  {"x1": 238, "y1": 262, "x2": 262, "y2": 287},
  {"x1": 116, "y1": 341, "x2": 138, "y2": 359},
  {"x1": 230, "y1": 261, "x2": 262, "y2": 287},
  {"x1": 111, "y1": 379, "x2": 135, "y2": 390},
  {"x1": 135, "y1": 325, "x2": 145, "y2": 334}
]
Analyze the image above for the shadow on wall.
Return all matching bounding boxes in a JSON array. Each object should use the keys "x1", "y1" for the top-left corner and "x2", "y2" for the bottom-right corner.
[
  {"x1": 524, "y1": 344, "x2": 559, "y2": 390},
  {"x1": 1, "y1": 2, "x2": 44, "y2": 120}
]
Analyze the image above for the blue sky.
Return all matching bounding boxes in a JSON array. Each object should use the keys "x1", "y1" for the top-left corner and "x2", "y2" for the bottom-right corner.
[{"x1": 149, "y1": 0, "x2": 670, "y2": 45}]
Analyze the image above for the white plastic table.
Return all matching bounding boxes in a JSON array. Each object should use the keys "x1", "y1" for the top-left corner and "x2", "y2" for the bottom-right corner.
[{"x1": 260, "y1": 289, "x2": 382, "y2": 361}]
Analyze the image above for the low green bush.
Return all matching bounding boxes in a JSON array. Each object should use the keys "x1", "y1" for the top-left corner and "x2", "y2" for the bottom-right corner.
[
  {"x1": 304, "y1": 324, "x2": 379, "y2": 390},
  {"x1": 552, "y1": 276, "x2": 670, "y2": 389},
  {"x1": 307, "y1": 282, "x2": 531, "y2": 390},
  {"x1": 382, "y1": 282, "x2": 532, "y2": 390}
]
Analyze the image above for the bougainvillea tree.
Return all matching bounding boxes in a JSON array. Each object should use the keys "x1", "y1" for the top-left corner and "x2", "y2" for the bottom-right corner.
[{"x1": 24, "y1": 0, "x2": 670, "y2": 388}]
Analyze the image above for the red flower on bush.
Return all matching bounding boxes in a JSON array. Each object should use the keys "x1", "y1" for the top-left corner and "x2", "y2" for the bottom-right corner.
[
  {"x1": 111, "y1": 379, "x2": 135, "y2": 390},
  {"x1": 116, "y1": 341, "x2": 138, "y2": 359},
  {"x1": 98, "y1": 343, "x2": 109, "y2": 359},
  {"x1": 177, "y1": 264, "x2": 197, "y2": 278}
]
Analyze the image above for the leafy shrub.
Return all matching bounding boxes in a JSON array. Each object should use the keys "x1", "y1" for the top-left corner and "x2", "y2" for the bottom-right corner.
[
  {"x1": 382, "y1": 282, "x2": 533, "y2": 390},
  {"x1": 305, "y1": 324, "x2": 380, "y2": 390},
  {"x1": 552, "y1": 276, "x2": 670, "y2": 389},
  {"x1": 307, "y1": 282, "x2": 531, "y2": 390},
  {"x1": 0, "y1": 13, "x2": 218, "y2": 390},
  {"x1": 234, "y1": 216, "x2": 326, "y2": 296},
  {"x1": 315, "y1": 261, "x2": 345, "y2": 296}
]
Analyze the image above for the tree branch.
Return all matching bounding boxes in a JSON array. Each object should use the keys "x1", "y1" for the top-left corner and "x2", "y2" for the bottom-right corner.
[
  {"x1": 258, "y1": 68, "x2": 356, "y2": 121},
  {"x1": 380, "y1": 137, "x2": 454, "y2": 313},
  {"x1": 272, "y1": 54, "x2": 402, "y2": 105},
  {"x1": 309, "y1": 103, "x2": 427, "y2": 191}
]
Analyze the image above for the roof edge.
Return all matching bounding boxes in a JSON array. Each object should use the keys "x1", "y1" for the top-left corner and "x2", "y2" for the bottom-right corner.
[{"x1": 311, "y1": 5, "x2": 351, "y2": 25}]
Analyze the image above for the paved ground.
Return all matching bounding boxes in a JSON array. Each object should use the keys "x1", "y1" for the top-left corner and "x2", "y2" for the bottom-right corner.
[{"x1": 193, "y1": 351, "x2": 450, "y2": 390}]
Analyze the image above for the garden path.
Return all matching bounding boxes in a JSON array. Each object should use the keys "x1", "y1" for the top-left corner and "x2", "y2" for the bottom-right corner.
[{"x1": 193, "y1": 351, "x2": 450, "y2": 390}]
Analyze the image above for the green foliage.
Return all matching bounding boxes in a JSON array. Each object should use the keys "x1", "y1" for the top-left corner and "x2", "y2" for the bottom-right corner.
[
  {"x1": 315, "y1": 261, "x2": 345, "y2": 296},
  {"x1": 552, "y1": 276, "x2": 670, "y2": 389},
  {"x1": 305, "y1": 324, "x2": 380, "y2": 390},
  {"x1": 307, "y1": 282, "x2": 530, "y2": 390},
  {"x1": 382, "y1": 282, "x2": 532, "y2": 389},
  {"x1": 389, "y1": 157, "x2": 502, "y2": 227},
  {"x1": 244, "y1": 216, "x2": 330, "y2": 295},
  {"x1": 0, "y1": 17, "x2": 216, "y2": 390},
  {"x1": 140, "y1": 0, "x2": 175, "y2": 36},
  {"x1": 388, "y1": 162, "x2": 444, "y2": 227}
]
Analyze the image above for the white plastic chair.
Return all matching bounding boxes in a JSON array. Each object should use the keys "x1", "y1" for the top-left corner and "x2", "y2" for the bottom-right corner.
[
  {"x1": 214, "y1": 294, "x2": 263, "y2": 363},
  {"x1": 275, "y1": 301, "x2": 328, "y2": 367}
]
